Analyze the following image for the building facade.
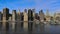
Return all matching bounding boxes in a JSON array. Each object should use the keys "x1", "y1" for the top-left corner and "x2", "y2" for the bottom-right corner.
[
  {"x1": 32, "y1": 9, "x2": 35, "y2": 21},
  {"x1": 23, "y1": 9, "x2": 28, "y2": 29},
  {"x1": 45, "y1": 10, "x2": 51, "y2": 21},
  {"x1": 24, "y1": 9, "x2": 28, "y2": 21},
  {"x1": 54, "y1": 13, "x2": 60, "y2": 21},
  {"x1": 39, "y1": 10, "x2": 45, "y2": 22},
  {"x1": 0, "y1": 12, "x2": 2, "y2": 21},
  {"x1": 3, "y1": 8, "x2": 9, "y2": 27},
  {"x1": 28, "y1": 9, "x2": 33, "y2": 21},
  {"x1": 12, "y1": 10, "x2": 17, "y2": 21},
  {"x1": 17, "y1": 10, "x2": 21, "y2": 21}
]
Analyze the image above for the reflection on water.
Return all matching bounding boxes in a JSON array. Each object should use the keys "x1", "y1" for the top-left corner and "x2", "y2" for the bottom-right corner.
[{"x1": 0, "y1": 22, "x2": 60, "y2": 34}]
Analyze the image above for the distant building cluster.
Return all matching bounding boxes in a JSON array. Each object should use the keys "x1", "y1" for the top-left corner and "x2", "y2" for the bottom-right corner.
[{"x1": 0, "y1": 8, "x2": 60, "y2": 23}]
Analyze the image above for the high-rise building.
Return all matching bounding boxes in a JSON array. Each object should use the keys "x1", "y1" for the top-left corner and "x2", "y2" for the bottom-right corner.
[
  {"x1": 20, "y1": 12, "x2": 24, "y2": 27},
  {"x1": 23, "y1": 9, "x2": 28, "y2": 30},
  {"x1": 39, "y1": 10, "x2": 45, "y2": 22},
  {"x1": 3, "y1": 8, "x2": 9, "y2": 27},
  {"x1": 20, "y1": 12, "x2": 24, "y2": 21},
  {"x1": 32, "y1": 9, "x2": 35, "y2": 21},
  {"x1": 35, "y1": 13, "x2": 40, "y2": 20},
  {"x1": 24, "y1": 9, "x2": 28, "y2": 21},
  {"x1": 28, "y1": 9, "x2": 33, "y2": 30},
  {"x1": 45, "y1": 10, "x2": 51, "y2": 21},
  {"x1": 12, "y1": 10, "x2": 17, "y2": 21},
  {"x1": 0, "y1": 12, "x2": 2, "y2": 21},
  {"x1": 0, "y1": 12, "x2": 3, "y2": 26},
  {"x1": 12, "y1": 10, "x2": 17, "y2": 29},
  {"x1": 17, "y1": 9, "x2": 21, "y2": 21},
  {"x1": 9, "y1": 14, "x2": 12, "y2": 21},
  {"x1": 46, "y1": 10, "x2": 50, "y2": 16},
  {"x1": 3, "y1": 8, "x2": 9, "y2": 21},
  {"x1": 28, "y1": 9, "x2": 33, "y2": 21}
]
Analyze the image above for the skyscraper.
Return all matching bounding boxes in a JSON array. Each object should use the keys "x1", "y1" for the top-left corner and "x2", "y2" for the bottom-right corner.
[
  {"x1": 17, "y1": 9, "x2": 21, "y2": 21},
  {"x1": 3, "y1": 8, "x2": 9, "y2": 27},
  {"x1": 20, "y1": 12, "x2": 24, "y2": 27},
  {"x1": 3, "y1": 8, "x2": 9, "y2": 20},
  {"x1": 28, "y1": 9, "x2": 33, "y2": 30},
  {"x1": 45, "y1": 10, "x2": 51, "y2": 21},
  {"x1": 23, "y1": 9, "x2": 28, "y2": 30},
  {"x1": 0, "y1": 12, "x2": 3, "y2": 25},
  {"x1": 32, "y1": 9, "x2": 35, "y2": 21},
  {"x1": 20, "y1": 12, "x2": 24, "y2": 21},
  {"x1": 24, "y1": 9, "x2": 28, "y2": 21},
  {"x1": 12, "y1": 10, "x2": 17, "y2": 29},
  {"x1": 35, "y1": 13, "x2": 39, "y2": 20},
  {"x1": 46, "y1": 10, "x2": 50, "y2": 16},
  {"x1": 39, "y1": 10, "x2": 45, "y2": 22},
  {"x1": 0, "y1": 12, "x2": 2, "y2": 21},
  {"x1": 12, "y1": 10, "x2": 17, "y2": 21},
  {"x1": 28, "y1": 9, "x2": 33, "y2": 21}
]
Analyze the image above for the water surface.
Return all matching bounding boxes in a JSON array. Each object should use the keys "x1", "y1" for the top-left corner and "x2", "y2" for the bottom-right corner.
[{"x1": 0, "y1": 22, "x2": 60, "y2": 34}]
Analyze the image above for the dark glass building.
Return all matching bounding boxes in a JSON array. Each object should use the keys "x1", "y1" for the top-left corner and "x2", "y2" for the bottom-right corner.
[
  {"x1": 3, "y1": 8, "x2": 9, "y2": 29},
  {"x1": 32, "y1": 9, "x2": 35, "y2": 21},
  {"x1": 0, "y1": 12, "x2": 2, "y2": 21},
  {"x1": 20, "y1": 12, "x2": 24, "y2": 21},
  {"x1": 28, "y1": 9, "x2": 33, "y2": 21},
  {"x1": 28, "y1": 9, "x2": 33, "y2": 30},
  {"x1": 12, "y1": 10, "x2": 17, "y2": 20},
  {"x1": 0, "y1": 12, "x2": 3, "y2": 25},
  {"x1": 3, "y1": 8, "x2": 9, "y2": 20},
  {"x1": 20, "y1": 12, "x2": 24, "y2": 27},
  {"x1": 17, "y1": 10, "x2": 20, "y2": 21}
]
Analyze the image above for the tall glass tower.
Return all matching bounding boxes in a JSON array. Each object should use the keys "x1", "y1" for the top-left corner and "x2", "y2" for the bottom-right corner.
[
  {"x1": 3, "y1": 8, "x2": 9, "y2": 28},
  {"x1": 28, "y1": 9, "x2": 33, "y2": 21}
]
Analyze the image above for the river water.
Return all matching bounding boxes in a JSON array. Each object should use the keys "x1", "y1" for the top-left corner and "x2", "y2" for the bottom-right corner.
[{"x1": 0, "y1": 22, "x2": 60, "y2": 34}]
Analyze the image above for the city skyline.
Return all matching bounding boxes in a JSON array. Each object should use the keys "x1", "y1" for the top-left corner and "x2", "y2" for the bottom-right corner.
[
  {"x1": 0, "y1": 0, "x2": 60, "y2": 15},
  {"x1": 0, "y1": 8, "x2": 60, "y2": 16},
  {"x1": 0, "y1": 0, "x2": 60, "y2": 34}
]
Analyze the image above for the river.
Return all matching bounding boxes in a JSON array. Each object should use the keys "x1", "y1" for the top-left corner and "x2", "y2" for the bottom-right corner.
[{"x1": 0, "y1": 22, "x2": 60, "y2": 34}]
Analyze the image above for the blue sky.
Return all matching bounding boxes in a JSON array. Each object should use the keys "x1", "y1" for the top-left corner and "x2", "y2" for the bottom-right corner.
[{"x1": 0, "y1": 0, "x2": 60, "y2": 15}]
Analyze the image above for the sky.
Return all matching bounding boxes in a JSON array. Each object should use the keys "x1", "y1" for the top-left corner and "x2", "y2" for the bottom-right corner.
[{"x1": 0, "y1": 0, "x2": 60, "y2": 15}]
